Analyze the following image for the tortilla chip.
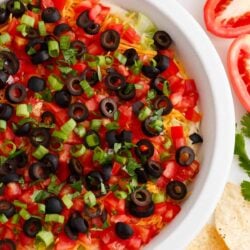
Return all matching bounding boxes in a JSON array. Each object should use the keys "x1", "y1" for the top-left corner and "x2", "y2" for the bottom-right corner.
[
  {"x1": 215, "y1": 182, "x2": 250, "y2": 250},
  {"x1": 186, "y1": 224, "x2": 228, "y2": 250}
]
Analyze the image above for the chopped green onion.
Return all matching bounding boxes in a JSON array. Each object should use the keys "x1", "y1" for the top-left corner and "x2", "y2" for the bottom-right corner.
[
  {"x1": 93, "y1": 147, "x2": 108, "y2": 164},
  {"x1": 50, "y1": 137, "x2": 64, "y2": 152},
  {"x1": 1, "y1": 140, "x2": 16, "y2": 155},
  {"x1": 150, "y1": 119, "x2": 163, "y2": 132},
  {"x1": 90, "y1": 119, "x2": 102, "y2": 131},
  {"x1": 146, "y1": 89, "x2": 157, "y2": 101},
  {"x1": 0, "y1": 33, "x2": 11, "y2": 45},
  {"x1": 164, "y1": 138, "x2": 172, "y2": 149},
  {"x1": 45, "y1": 214, "x2": 64, "y2": 224},
  {"x1": 85, "y1": 133, "x2": 100, "y2": 148},
  {"x1": 14, "y1": 1, "x2": 21, "y2": 10},
  {"x1": 13, "y1": 200, "x2": 27, "y2": 209},
  {"x1": 131, "y1": 60, "x2": 143, "y2": 75},
  {"x1": 21, "y1": 14, "x2": 35, "y2": 27},
  {"x1": 18, "y1": 117, "x2": 36, "y2": 126},
  {"x1": 32, "y1": 7, "x2": 40, "y2": 13},
  {"x1": 19, "y1": 208, "x2": 31, "y2": 220},
  {"x1": 48, "y1": 40, "x2": 60, "y2": 58},
  {"x1": 80, "y1": 80, "x2": 94, "y2": 98},
  {"x1": 70, "y1": 180, "x2": 82, "y2": 192},
  {"x1": 16, "y1": 24, "x2": 28, "y2": 37},
  {"x1": 84, "y1": 191, "x2": 96, "y2": 207},
  {"x1": 88, "y1": 60, "x2": 98, "y2": 68},
  {"x1": 150, "y1": 58, "x2": 157, "y2": 67},
  {"x1": 100, "y1": 182, "x2": 107, "y2": 194},
  {"x1": 115, "y1": 190, "x2": 127, "y2": 199},
  {"x1": 105, "y1": 122, "x2": 120, "y2": 131},
  {"x1": 0, "y1": 214, "x2": 8, "y2": 224},
  {"x1": 52, "y1": 130, "x2": 68, "y2": 142},
  {"x1": 74, "y1": 125, "x2": 86, "y2": 138},
  {"x1": 70, "y1": 144, "x2": 86, "y2": 158},
  {"x1": 61, "y1": 118, "x2": 77, "y2": 135},
  {"x1": 105, "y1": 55, "x2": 113, "y2": 65},
  {"x1": 48, "y1": 74, "x2": 63, "y2": 91},
  {"x1": 114, "y1": 51, "x2": 127, "y2": 65},
  {"x1": 36, "y1": 231, "x2": 54, "y2": 248},
  {"x1": 114, "y1": 111, "x2": 119, "y2": 121},
  {"x1": 32, "y1": 190, "x2": 50, "y2": 203},
  {"x1": 115, "y1": 154, "x2": 127, "y2": 165},
  {"x1": 97, "y1": 65, "x2": 102, "y2": 82},
  {"x1": 138, "y1": 106, "x2": 152, "y2": 121},
  {"x1": 32, "y1": 145, "x2": 49, "y2": 160},
  {"x1": 16, "y1": 104, "x2": 30, "y2": 117},
  {"x1": 27, "y1": 47, "x2": 36, "y2": 55},
  {"x1": 114, "y1": 143, "x2": 122, "y2": 153},
  {"x1": 60, "y1": 35, "x2": 70, "y2": 50},
  {"x1": 62, "y1": 194, "x2": 73, "y2": 209},
  {"x1": 0, "y1": 120, "x2": 6, "y2": 132},
  {"x1": 11, "y1": 214, "x2": 20, "y2": 224},
  {"x1": 97, "y1": 55, "x2": 106, "y2": 66},
  {"x1": 38, "y1": 21, "x2": 47, "y2": 36},
  {"x1": 134, "y1": 83, "x2": 143, "y2": 89},
  {"x1": 38, "y1": 204, "x2": 45, "y2": 214},
  {"x1": 163, "y1": 81, "x2": 170, "y2": 96},
  {"x1": 0, "y1": 156, "x2": 7, "y2": 165},
  {"x1": 160, "y1": 151, "x2": 170, "y2": 161},
  {"x1": 152, "y1": 192, "x2": 166, "y2": 203}
]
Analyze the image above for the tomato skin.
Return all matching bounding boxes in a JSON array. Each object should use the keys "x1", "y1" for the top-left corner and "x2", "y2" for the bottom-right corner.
[
  {"x1": 170, "y1": 126, "x2": 186, "y2": 149},
  {"x1": 227, "y1": 34, "x2": 250, "y2": 111},
  {"x1": 4, "y1": 182, "x2": 22, "y2": 200},
  {"x1": 204, "y1": 0, "x2": 250, "y2": 38}
]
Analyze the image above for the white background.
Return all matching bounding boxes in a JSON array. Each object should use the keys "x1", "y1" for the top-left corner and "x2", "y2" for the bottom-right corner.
[{"x1": 176, "y1": 0, "x2": 248, "y2": 185}]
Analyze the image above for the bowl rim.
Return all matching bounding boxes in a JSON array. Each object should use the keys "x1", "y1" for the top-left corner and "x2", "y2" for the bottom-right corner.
[{"x1": 140, "y1": 0, "x2": 235, "y2": 249}]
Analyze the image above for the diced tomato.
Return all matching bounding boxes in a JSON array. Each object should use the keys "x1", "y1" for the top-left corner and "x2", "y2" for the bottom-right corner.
[
  {"x1": 19, "y1": 232, "x2": 34, "y2": 246},
  {"x1": 162, "y1": 160, "x2": 178, "y2": 179},
  {"x1": 89, "y1": 4, "x2": 102, "y2": 20},
  {"x1": 107, "y1": 24, "x2": 124, "y2": 34},
  {"x1": 72, "y1": 62, "x2": 87, "y2": 73},
  {"x1": 4, "y1": 182, "x2": 22, "y2": 200},
  {"x1": 52, "y1": 0, "x2": 67, "y2": 10},
  {"x1": 122, "y1": 27, "x2": 140, "y2": 44},
  {"x1": 55, "y1": 232, "x2": 76, "y2": 250},
  {"x1": 74, "y1": 1, "x2": 93, "y2": 14},
  {"x1": 103, "y1": 193, "x2": 125, "y2": 214},
  {"x1": 41, "y1": 0, "x2": 55, "y2": 9},
  {"x1": 111, "y1": 162, "x2": 122, "y2": 175},
  {"x1": 170, "y1": 126, "x2": 186, "y2": 149},
  {"x1": 185, "y1": 108, "x2": 202, "y2": 122},
  {"x1": 162, "y1": 59, "x2": 179, "y2": 78}
]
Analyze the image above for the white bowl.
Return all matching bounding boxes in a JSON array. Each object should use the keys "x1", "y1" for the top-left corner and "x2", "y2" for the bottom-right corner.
[{"x1": 104, "y1": 0, "x2": 235, "y2": 249}]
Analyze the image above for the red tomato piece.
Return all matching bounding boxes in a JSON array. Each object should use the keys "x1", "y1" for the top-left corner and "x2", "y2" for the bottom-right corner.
[
  {"x1": 41, "y1": 0, "x2": 55, "y2": 8},
  {"x1": 4, "y1": 182, "x2": 22, "y2": 200},
  {"x1": 227, "y1": 34, "x2": 250, "y2": 111},
  {"x1": 204, "y1": 0, "x2": 250, "y2": 38},
  {"x1": 170, "y1": 126, "x2": 186, "y2": 149},
  {"x1": 122, "y1": 27, "x2": 140, "y2": 44}
]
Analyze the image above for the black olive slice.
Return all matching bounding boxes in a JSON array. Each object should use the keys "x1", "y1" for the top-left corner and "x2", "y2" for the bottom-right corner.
[
  {"x1": 68, "y1": 103, "x2": 89, "y2": 122},
  {"x1": 31, "y1": 50, "x2": 50, "y2": 64},
  {"x1": 29, "y1": 162, "x2": 49, "y2": 180},
  {"x1": 42, "y1": 153, "x2": 59, "y2": 173},
  {"x1": 101, "y1": 163, "x2": 113, "y2": 181},
  {"x1": 66, "y1": 76, "x2": 84, "y2": 96},
  {"x1": 0, "y1": 200, "x2": 15, "y2": 218},
  {"x1": 45, "y1": 196, "x2": 63, "y2": 214},
  {"x1": 54, "y1": 90, "x2": 72, "y2": 108},
  {"x1": 23, "y1": 217, "x2": 42, "y2": 238},
  {"x1": 141, "y1": 117, "x2": 161, "y2": 137},
  {"x1": 154, "y1": 96, "x2": 173, "y2": 115},
  {"x1": 99, "y1": 98, "x2": 117, "y2": 118},
  {"x1": 84, "y1": 21, "x2": 100, "y2": 35},
  {"x1": 189, "y1": 133, "x2": 203, "y2": 144},
  {"x1": 105, "y1": 71, "x2": 126, "y2": 91},
  {"x1": 0, "y1": 239, "x2": 16, "y2": 250},
  {"x1": 5, "y1": 83, "x2": 27, "y2": 104},
  {"x1": 71, "y1": 40, "x2": 87, "y2": 59},
  {"x1": 0, "y1": 173, "x2": 19, "y2": 184},
  {"x1": 154, "y1": 54, "x2": 170, "y2": 72},
  {"x1": 175, "y1": 146, "x2": 195, "y2": 166},
  {"x1": 25, "y1": 38, "x2": 47, "y2": 54},
  {"x1": 26, "y1": 28, "x2": 39, "y2": 39},
  {"x1": 68, "y1": 158, "x2": 83, "y2": 176},
  {"x1": 85, "y1": 171, "x2": 103, "y2": 191},
  {"x1": 0, "y1": 161, "x2": 16, "y2": 176},
  {"x1": 141, "y1": 65, "x2": 160, "y2": 79},
  {"x1": 81, "y1": 68, "x2": 99, "y2": 86},
  {"x1": 132, "y1": 101, "x2": 144, "y2": 116},
  {"x1": 123, "y1": 48, "x2": 139, "y2": 67},
  {"x1": 119, "y1": 130, "x2": 132, "y2": 143},
  {"x1": 84, "y1": 130, "x2": 100, "y2": 149},
  {"x1": 15, "y1": 122, "x2": 32, "y2": 137},
  {"x1": 0, "y1": 7, "x2": 10, "y2": 25},
  {"x1": 65, "y1": 223, "x2": 78, "y2": 240},
  {"x1": 67, "y1": 174, "x2": 81, "y2": 184},
  {"x1": 117, "y1": 84, "x2": 136, "y2": 100},
  {"x1": 53, "y1": 23, "x2": 71, "y2": 36},
  {"x1": 150, "y1": 76, "x2": 167, "y2": 94},
  {"x1": 135, "y1": 167, "x2": 148, "y2": 184},
  {"x1": 28, "y1": 76, "x2": 46, "y2": 92},
  {"x1": 6, "y1": 0, "x2": 25, "y2": 18},
  {"x1": 153, "y1": 30, "x2": 172, "y2": 50},
  {"x1": 41, "y1": 111, "x2": 55, "y2": 125},
  {"x1": 0, "y1": 51, "x2": 19, "y2": 75},
  {"x1": 11, "y1": 151, "x2": 28, "y2": 168},
  {"x1": 131, "y1": 189, "x2": 152, "y2": 207},
  {"x1": 100, "y1": 29, "x2": 120, "y2": 51},
  {"x1": 166, "y1": 180, "x2": 187, "y2": 200},
  {"x1": 29, "y1": 128, "x2": 50, "y2": 147},
  {"x1": 83, "y1": 203, "x2": 103, "y2": 218},
  {"x1": 76, "y1": 10, "x2": 90, "y2": 29},
  {"x1": 0, "y1": 70, "x2": 9, "y2": 89},
  {"x1": 105, "y1": 130, "x2": 119, "y2": 148},
  {"x1": 135, "y1": 139, "x2": 154, "y2": 159},
  {"x1": 69, "y1": 213, "x2": 88, "y2": 233},
  {"x1": 128, "y1": 201, "x2": 154, "y2": 218},
  {"x1": 42, "y1": 7, "x2": 61, "y2": 23},
  {"x1": 115, "y1": 222, "x2": 134, "y2": 239},
  {"x1": 0, "y1": 103, "x2": 13, "y2": 121},
  {"x1": 144, "y1": 160, "x2": 163, "y2": 178}
]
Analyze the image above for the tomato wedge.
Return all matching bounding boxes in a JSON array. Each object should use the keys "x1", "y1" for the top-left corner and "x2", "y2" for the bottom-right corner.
[
  {"x1": 204, "y1": 0, "x2": 250, "y2": 38},
  {"x1": 228, "y1": 34, "x2": 250, "y2": 111}
]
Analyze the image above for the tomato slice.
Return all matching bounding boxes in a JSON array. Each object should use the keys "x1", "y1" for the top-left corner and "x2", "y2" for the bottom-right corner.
[
  {"x1": 204, "y1": 0, "x2": 250, "y2": 38},
  {"x1": 227, "y1": 34, "x2": 250, "y2": 111}
]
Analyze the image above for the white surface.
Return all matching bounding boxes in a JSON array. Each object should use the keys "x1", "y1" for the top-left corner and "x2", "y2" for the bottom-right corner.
[
  {"x1": 110, "y1": 0, "x2": 235, "y2": 249},
  {"x1": 176, "y1": 0, "x2": 247, "y2": 185}
]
